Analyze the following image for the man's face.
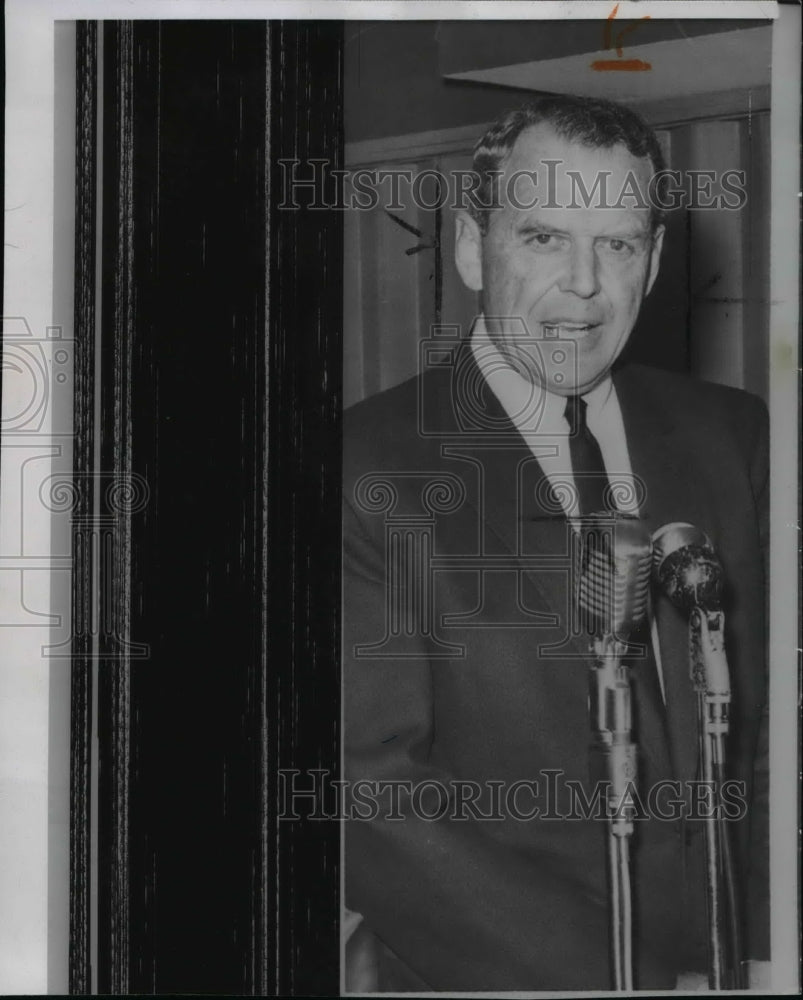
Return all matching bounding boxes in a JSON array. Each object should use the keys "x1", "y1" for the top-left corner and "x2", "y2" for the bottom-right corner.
[{"x1": 455, "y1": 123, "x2": 664, "y2": 396}]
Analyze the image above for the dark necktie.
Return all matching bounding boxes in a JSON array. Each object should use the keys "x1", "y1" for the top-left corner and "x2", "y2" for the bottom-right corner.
[{"x1": 564, "y1": 395, "x2": 610, "y2": 517}]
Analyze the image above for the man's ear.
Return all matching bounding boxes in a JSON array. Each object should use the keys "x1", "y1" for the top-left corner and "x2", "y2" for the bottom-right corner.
[
  {"x1": 454, "y1": 211, "x2": 484, "y2": 292},
  {"x1": 645, "y1": 223, "x2": 665, "y2": 297}
]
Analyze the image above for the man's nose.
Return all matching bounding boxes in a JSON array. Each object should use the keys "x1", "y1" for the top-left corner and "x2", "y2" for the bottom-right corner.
[{"x1": 557, "y1": 241, "x2": 600, "y2": 298}]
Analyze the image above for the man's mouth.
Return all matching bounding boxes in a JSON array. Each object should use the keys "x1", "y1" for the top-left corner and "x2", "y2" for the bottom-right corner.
[{"x1": 541, "y1": 322, "x2": 599, "y2": 338}]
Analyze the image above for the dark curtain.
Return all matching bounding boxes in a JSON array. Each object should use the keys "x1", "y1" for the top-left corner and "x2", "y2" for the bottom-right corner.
[{"x1": 71, "y1": 21, "x2": 343, "y2": 994}]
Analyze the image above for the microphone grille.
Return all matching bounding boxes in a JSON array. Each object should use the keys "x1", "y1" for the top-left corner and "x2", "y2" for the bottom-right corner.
[{"x1": 578, "y1": 515, "x2": 652, "y2": 638}]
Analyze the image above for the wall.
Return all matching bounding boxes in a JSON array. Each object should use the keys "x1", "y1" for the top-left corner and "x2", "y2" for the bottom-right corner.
[{"x1": 345, "y1": 22, "x2": 526, "y2": 144}]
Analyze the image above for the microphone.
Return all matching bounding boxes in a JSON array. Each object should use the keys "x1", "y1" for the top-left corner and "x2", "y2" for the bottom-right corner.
[
  {"x1": 651, "y1": 524, "x2": 742, "y2": 988},
  {"x1": 579, "y1": 514, "x2": 653, "y2": 643},
  {"x1": 578, "y1": 514, "x2": 652, "y2": 993},
  {"x1": 579, "y1": 513, "x2": 652, "y2": 779},
  {"x1": 651, "y1": 523, "x2": 728, "y2": 694},
  {"x1": 651, "y1": 522, "x2": 723, "y2": 613}
]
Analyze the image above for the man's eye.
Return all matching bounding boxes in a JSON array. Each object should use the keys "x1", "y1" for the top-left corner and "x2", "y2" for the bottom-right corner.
[
  {"x1": 602, "y1": 238, "x2": 633, "y2": 255},
  {"x1": 527, "y1": 232, "x2": 560, "y2": 248}
]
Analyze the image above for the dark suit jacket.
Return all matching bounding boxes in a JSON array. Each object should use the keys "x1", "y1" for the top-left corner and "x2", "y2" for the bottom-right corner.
[{"x1": 343, "y1": 355, "x2": 769, "y2": 991}]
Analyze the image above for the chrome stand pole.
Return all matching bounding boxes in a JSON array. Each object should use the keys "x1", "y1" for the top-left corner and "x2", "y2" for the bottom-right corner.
[
  {"x1": 690, "y1": 608, "x2": 743, "y2": 990},
  {"x1": 590, "y1": 637, "x2": 636, "y2": 992}
]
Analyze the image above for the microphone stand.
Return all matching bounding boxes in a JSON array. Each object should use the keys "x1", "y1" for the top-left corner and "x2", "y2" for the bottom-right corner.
[
  {"x1": 689, "y1": 606, "x2": 743, "y2": 990},
  {"x1": 581, "y1": 513, "x2": 651, "y2": 992},
  {"x1": 589, "y1": 634, "x2": 637, "y2": 992}
]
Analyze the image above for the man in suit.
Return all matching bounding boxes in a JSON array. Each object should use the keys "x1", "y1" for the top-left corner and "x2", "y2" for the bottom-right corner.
[{"x1": 343, "y1": 95, "x2": 769, "y2": 991}]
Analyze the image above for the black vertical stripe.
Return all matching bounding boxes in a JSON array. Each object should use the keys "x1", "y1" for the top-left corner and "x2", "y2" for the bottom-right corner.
[
  {"x1": 70, "y1": 20, "x2": 98, "y2": 996},
  {"x1": 72, "y1": 19, "x2": 343, "y2": 994}
]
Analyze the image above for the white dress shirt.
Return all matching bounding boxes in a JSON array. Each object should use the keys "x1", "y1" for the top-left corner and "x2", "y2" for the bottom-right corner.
[{"x1": 470, "y1": 319, "x2": 664, "y2": 697}]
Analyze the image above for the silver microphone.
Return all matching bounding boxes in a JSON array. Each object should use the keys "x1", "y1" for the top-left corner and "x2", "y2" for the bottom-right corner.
[
  {"x1": 579, "y1": 514, "x2": 652, "y2": 755},
  {"x1": 578, "y1": 515, "x2": 653, "y2": 642},
  {"x1": 651, "y1": 522, "x2": 723, "y2": 613}
]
